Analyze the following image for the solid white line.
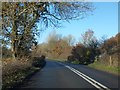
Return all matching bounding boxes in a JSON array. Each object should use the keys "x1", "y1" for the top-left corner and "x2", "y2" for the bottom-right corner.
[
  {"x1": 65, "y1": 65, "x2": 110, "y2": 90},
  {"x1": 69, "y1": 66, "x2": 109, "y2": 89},
  {"x1": 58, "y1": 62, "x2": 110, "y2": 90},
  {"x1": 65, "y1": 65, "x2": 102, "y2": 89}
]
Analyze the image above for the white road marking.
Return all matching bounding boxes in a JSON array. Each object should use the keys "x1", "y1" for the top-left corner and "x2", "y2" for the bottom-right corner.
[{"x1": 58, "y1": 62, "x2": 110, "y2": 90}]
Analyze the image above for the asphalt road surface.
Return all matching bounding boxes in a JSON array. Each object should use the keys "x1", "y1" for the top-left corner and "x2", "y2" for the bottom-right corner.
[{"x1": 19, "y1": 60, "x2": 119, "y2": 89}]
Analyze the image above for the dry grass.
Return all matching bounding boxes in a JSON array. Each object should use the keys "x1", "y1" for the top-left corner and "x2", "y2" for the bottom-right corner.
[
  {"x1": 98, "y1": 53, "x2": 118, "y2": 67},
  {"x1": 2, "y1": 57, "x2": 34, "y2": 88},
  {"x1": 3, "y1": 57, "x2": 32, "y2": 75},
  {"x1": 2, "y1": 56, "x2": 46, "y2": 88}
]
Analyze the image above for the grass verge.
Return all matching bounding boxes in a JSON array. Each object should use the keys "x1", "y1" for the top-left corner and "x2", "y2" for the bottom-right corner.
[
  {"x1": 88, "y1": 61, "x2": 120, "y2": 75},
  {"x1": 71, "y1": 60, "x2": 80, "y2": 64}
]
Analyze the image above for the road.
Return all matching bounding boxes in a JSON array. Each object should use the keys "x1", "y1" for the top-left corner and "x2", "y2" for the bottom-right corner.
[{"x1": 19, "y1": 60, "x2": 119, "y2": 89}]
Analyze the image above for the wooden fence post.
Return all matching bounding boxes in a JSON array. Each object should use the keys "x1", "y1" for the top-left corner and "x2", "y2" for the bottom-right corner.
[{"x1": 109, "y1": 56, "x2": 112, "y2": 66}]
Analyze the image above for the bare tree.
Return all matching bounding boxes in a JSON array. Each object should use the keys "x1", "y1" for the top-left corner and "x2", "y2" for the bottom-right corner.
[{"x1": 2, "y1": 2, "x2": 93, "y2": 59}]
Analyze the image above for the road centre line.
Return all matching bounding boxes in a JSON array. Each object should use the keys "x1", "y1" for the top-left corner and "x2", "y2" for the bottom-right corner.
[{"x1": 58, "y1": 62, "x2": 110, "y2": 90}]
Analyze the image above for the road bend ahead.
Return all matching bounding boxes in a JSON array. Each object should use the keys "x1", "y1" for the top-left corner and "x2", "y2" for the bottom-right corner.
[{"x1": 19, "y1": 60, "x2": 119, "y2": 89}]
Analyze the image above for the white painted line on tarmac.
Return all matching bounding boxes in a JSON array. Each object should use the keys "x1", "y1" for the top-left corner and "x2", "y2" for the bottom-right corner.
[{"x1": 58, "y1": 62, "x2": 110, "y2": 90}]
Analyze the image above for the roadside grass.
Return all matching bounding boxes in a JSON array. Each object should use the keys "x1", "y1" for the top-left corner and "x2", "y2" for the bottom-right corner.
[
  {"x1": 71, "y1": 60, "x2": 80, "y2": 64},
  {"x1": 88, "y1": 61, "x2": 119, "y2": 75}
]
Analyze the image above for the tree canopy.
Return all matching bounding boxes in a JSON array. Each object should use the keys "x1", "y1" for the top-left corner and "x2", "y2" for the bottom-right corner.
[{"x1": 2, "y1": 2, "x2": 93, "y2": 59}]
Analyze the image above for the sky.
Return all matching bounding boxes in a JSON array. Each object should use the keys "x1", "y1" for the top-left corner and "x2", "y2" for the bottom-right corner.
[{"x1": 37, "y1": 2, "x2": 118, "y2": 44}]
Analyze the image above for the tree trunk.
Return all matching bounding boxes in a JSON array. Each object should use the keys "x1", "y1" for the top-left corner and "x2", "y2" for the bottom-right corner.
[
  {"x1": 11, "y1": 40, "x2": 16, "y2": 59},
  {"x1": 11, "y1": 4, "x2": 18, "y2": 60},
  {"x1": 11, "y1": 20, "x2": 18, "y2": 59}
]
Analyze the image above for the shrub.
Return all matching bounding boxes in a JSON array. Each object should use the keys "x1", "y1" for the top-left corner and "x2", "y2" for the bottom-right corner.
[
  {"x1": 2, "y1": 58, "x2": 32, "y2": 88},
  {"x1": 2, "y1": 56, "x2": 46, "y2": 88},
  {"x1": 32, "y1": 55, "x2": 46, "y2": 68},
  {"x1": 67, "y1": 55, "x2": 76, "y2": 62}
]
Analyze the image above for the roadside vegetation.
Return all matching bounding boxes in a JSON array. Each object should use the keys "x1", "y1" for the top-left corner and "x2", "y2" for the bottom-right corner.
[
  {"x1": 88, "y1": 33, "x2": 119, "y2": 75},
  {"x1": 1, "y1": 2, "x2": 93, "y2": 89},
  {"x1": 36, "y1": 30, "x2": 74, "y2": 60},
  {"x1": 89, "y1": 61, "x2": 119, "y2": 75},
  {"x1": 37, "y1": 30, "x2": 119, "y2": 75},
  {"x1": 1, "y1": 2, "x2": 119, "y2": 89},
  {"x1": 71, "y1": 32, "x2": 119, "y2": 75},
  {"x1": 2, "y1": 55, "x2": 46, "y2": 89}
]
